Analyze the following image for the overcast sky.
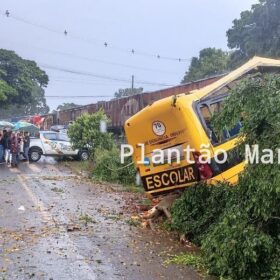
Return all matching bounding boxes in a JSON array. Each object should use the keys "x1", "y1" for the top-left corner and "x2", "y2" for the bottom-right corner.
[{"x1": 0, "y1": 0, "x2": 257, "y2": 110}]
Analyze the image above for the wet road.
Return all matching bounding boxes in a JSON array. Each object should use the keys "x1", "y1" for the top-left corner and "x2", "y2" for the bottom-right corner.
[{"x1": 0, "y1": 159, "x2": 200, "y2": 280}]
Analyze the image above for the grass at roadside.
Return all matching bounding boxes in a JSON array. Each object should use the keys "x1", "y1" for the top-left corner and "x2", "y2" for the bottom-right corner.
[
  {"x1": 164, "y1": 252, "x2": 207, "y2": 277},
  {"x1": 79, "y1": 213, "x2": 96, "y2": 225},
  {"x1": 62, "y1": 160, "x2": 144, "y2": 194},
  {"x1": 62, "y1": 160, "x2": 94, "y2": 175}
]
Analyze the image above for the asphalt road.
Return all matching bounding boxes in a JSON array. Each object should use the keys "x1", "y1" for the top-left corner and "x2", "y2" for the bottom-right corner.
[{"x1": 0, "y1": 159, "x2": 201, "y2": 280}]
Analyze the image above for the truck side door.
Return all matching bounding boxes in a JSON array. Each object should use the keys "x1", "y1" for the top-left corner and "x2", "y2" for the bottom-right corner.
[
  {"x1": 55, "y1": 134, "x2": 77, "y2": 155},
  {"x1": 41, "y1": 132, "x2": 60, "y2": 155}
]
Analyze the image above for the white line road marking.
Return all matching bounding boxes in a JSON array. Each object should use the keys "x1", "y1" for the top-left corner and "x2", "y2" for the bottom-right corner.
[
  {"x1": 19, "y1": 174, "x2": 79, "y2": 179},
  {"x1": 16, "y1": 174, "x2": 97, "y2": 280}
]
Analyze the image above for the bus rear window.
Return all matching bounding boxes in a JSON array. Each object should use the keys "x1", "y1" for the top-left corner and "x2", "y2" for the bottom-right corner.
[{"x1": 199, "y1": 100, "x2": 241, "y2": 144}]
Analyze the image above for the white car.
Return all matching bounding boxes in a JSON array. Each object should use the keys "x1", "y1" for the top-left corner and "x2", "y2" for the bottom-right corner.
[{"x1": 28, "y1": 131, "x2": 89, "y2": 162}]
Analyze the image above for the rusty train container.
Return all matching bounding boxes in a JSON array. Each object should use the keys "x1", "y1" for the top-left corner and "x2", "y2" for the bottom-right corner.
[{"x1": 48, "y1": 75, "x2": 225, "y2": 131}]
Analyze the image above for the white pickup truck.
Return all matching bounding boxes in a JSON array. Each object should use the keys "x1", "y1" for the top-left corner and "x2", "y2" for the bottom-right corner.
[{"x1": 28, "y1": 131, "x2": 89, "y2": 162}]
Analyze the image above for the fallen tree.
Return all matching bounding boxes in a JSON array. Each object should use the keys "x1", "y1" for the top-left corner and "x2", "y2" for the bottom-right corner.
[{"x1": 170, "y1": 73, "x2": 280, "y2": 279}]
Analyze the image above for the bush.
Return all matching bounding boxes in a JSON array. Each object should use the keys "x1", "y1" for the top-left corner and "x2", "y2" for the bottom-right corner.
[
  {"x1": 68, "y1": 111, "x2": 137, "y2": 186},
  {"x1": 170, "y1": 74, "x2": 280, "y2": 279},
  {"x1": 200, "y1": 164, "x2": 280, "y2": 279},
  {"x1": 201, "y1": 74, "x2": 280, "y2": 279},
  {"x1": 170, "y1": 182, "x2": 232, "y2": 245},
  {"x1": 202, "y1": 211, "x2": 275, "y2": 280},
  {"x1": 92, "y1": 146, "x2": 136, "y2": 185},
  {"x1": 68, "y1": 110, "x2": 114, "y2": 157}
]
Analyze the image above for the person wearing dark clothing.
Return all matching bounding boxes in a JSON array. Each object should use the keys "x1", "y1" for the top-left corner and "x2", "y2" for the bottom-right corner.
[
  {"x1": 10, "y1": 133, "x2": 19, "y2": 167},
  {"x1": 23, "y1": 132, "x2": 30, "y2": 162},
  {"x1": 0, "y1": 133, "x2": 5, "y2": 163},
  {"x1": 17, "y1": 132, "x2": 22, "y2": 162}
]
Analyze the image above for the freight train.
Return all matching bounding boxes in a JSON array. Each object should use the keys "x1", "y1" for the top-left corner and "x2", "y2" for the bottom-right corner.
[{"x1": 28, "y1": 75, "x2": 225, "y2": 132}]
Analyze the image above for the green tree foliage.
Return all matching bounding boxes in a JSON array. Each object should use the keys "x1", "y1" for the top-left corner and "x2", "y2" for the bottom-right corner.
[
  {"x1": 0, "y1": 78, "x2": 16, "y2": 102},
  {"x1": 93, "y1": 146, "x2": 136, "y2": 185},
  {"x1": 181, "y1": 48, "x2": 230, "y2": 83},
  {"x1": 67, "y1": 110, "x2": 113, "y2": 156},
  {"x1": 172, "y1": 74, "x2": 280, "y2": 279},
  {"x1": 205, "y1": 74, "x2": 280, "y2": 279},
  {"x1": 57, "y1": 102, "x2": 81, "y2": 111},
  {"x1": 170, "y1": 183, "x2": 232, "y2": 245},
  {"x1": 227, "y1": 0, "x2": 280, "y2": 66},
  {"x1": 68, "y1": 110, "x2": 136, "y2": 185},
  {"x1": 0, "y1": 49, "x2": 48, "y2": 107},
  {"x1": 182, "y1": 0, "x2": 280, "y2": 83},
  {"x1": 114, "y1": 87, "x2": 143, "y2": 98},
  {"x1": 0, "y1": 86, "x2": 49, "y2": 118}
]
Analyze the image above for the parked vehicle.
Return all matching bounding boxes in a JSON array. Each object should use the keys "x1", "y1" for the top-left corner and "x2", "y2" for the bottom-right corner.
[
  {"x1": 125, "y1": 57, "x2": 280, "y2": 196},
  {"x1": 28, "y1": 131, "x2": 89, "y2": 162},
  {"x1": 50, "y1": 124, "x2": 67, "y2": 132}
]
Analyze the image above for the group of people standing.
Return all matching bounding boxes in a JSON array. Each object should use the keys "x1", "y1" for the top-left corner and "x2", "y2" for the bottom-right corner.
[{"x1": 0, "y1": 130, "x2": 30, "y2": 167}]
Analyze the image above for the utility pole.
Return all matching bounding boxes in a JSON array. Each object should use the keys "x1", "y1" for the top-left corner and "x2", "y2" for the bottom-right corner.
[{"x1": 131, "y1": 75, "x2": 134, "y2": 91}]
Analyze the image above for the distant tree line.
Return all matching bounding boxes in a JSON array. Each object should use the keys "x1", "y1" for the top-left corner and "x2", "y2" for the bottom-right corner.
[{"x1": 181, "y1": 0, "x2": 280, "y2": 83}]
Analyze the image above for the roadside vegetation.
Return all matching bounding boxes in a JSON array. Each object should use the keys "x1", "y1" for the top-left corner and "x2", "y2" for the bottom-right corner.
[
  {"x1": 170, "y1": 74, "x2": 280, "y2": 280},
  {"x1": 67, "y1": 111, "x2": 114, "y2": 157},
  {"x1": 68, "y1": 110, "x2": 137, "y2": 188},
  {"x1": 164, "y1": 253, "x2": 206, "y2": 274},
  {"x1": 93, "y1": 146, "x2": 136, "y2": 185}
]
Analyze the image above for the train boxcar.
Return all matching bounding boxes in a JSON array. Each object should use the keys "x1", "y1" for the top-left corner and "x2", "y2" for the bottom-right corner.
[{"x1": 53, "y1": 75, "x2": 224, "y2": 131}]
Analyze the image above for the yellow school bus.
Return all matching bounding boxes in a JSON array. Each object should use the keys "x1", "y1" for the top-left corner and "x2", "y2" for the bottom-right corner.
[{"x1": 125, "y1": 57, "x2": 280, "y2": 196}]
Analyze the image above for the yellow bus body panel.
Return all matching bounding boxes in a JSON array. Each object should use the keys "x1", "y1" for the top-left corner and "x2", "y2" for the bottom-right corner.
[{"x1": 125, "y1": 56, "x2": 280, "y2": 195}]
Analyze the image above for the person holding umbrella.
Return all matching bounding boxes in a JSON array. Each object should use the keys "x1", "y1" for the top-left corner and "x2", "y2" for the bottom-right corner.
[{"x1": 12, "y1": 122, "x2": 38, "y2": 163}]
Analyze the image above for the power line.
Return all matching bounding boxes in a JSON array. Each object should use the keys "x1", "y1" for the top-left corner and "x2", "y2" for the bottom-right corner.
[
  {"x1": 4, "y1": 39, "x2": 182, "y2": 75},
  {"x1": 51, "y1": 78, "x2": 129, "y2": 86},
  {"x1": 50, "y1": 76, "x2": 172, "y2": 89},
  {"x1": 45, "y1": 95, "x2": 113, "y2": 98},
  {"x1": 36, "y1": 46, "x2": 182, "y2": 75},
  {"x1": 50, "y1": 75, "x2": 129, "y2": 85},
  {"x1": 39, "y1": 63, "x2": 175, "y2": 87},
  {"x1": 0, "y1": 9, "x2": 190, "y2": 63}
]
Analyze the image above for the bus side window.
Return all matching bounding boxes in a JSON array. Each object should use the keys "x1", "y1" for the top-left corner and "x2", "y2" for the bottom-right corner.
[
  {"x1": 200, "y1": 105, "x2": 219, "y2": 143},
  {"x1": 228, "y1": 121, "x2": 242, "y2": 137},
  {"x1": 200, "y1": 101, "x2": 241, "y2": 144},
  {"x1": 210, "y1": 101, "x2": 223, "y2": 115}
]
